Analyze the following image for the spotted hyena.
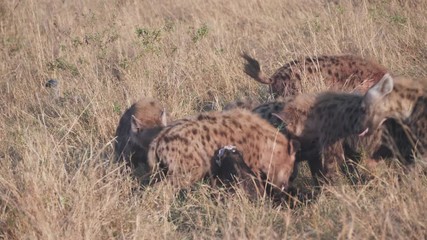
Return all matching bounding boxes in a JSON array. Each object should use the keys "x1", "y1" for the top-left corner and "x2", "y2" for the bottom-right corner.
[
  {"x1": 147, "y1": 108, "x2": 300, "y2": 191},
  {"x1": 114, "y1": 98, "x2": 167, "y2": 176},
  {"x1": 255, "y1": 74, "x2": 427, "y2": 184},
  {"x1": 345, "y1": 77, "x2": 427, "y2": 171},
  {"x1": 243, "y1": 53, "x2": 388, "y2": 97},
  {"x1": 252, "y1": 74, "x2": 404, "y2": 185}
]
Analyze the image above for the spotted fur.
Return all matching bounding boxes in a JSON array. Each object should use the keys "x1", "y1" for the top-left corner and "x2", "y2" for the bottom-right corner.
[
  {"x1": 243, "y1": 53, "x2": 388, "y2": 97},
  {"x1": 405, "y1": 95, "x2": 427, "y2": 159},
  {"x1": 252, "y1": 74, "x2": 398, "y2": 185},
  {"x1": 374, "y1": 95, "x2": 427, "y2": 164},
  {"x1": 348, "y1": 77, "x2": 427, "y2": 169},
  {"x1": 222, "y1": 96, "x2": 261, "y2": 111},
  {"x1": 147, "y1": 108, "x2": 299, "y2": 191}
]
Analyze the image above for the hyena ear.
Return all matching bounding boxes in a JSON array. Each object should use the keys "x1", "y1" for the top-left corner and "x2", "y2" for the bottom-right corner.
[
  {"x1": 131, "y1": 115, "x2": 144, "y2": 133},
  {"x1": 363, "y1": 73, "x2": 394, "y2": 107},
  {"x1": 288, "y1": 139, "x2": 300, "y2": 156},
  {"x1": 272, "y1": 113, "x2": 283, "y2": 121},
  {"x1": 272, "y1": 113, "x2": 287, "y2": 124},
  {"x1": 161, "y1": 108, "x2": 167, "y2": 127},
  {"x1": 272, "y1": 112, "x2": 289, "y2": 131}
]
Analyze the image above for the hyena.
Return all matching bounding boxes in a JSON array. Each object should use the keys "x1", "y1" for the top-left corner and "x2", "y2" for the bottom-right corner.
[
  {"x1": 114, "y1": 98, "x2": 167, "y2": 176},
  {"x1": 255, "y1": 74, "x2": 427, "y2": 184},
  {"x1": 243, "y1": 53, "x2": 388, "y2": 97},
  {"x1": 353, "y1": 77, "x2": 427, "y2": 166},
  {"x1": 252, "y1": 74, "x2": 399, "y2": 185},
  {"x1": 147, "y1": 108, "x2": 300, "y2": 191}
]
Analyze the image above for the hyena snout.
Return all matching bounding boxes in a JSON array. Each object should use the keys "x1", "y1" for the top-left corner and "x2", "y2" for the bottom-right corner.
[
  {"x1": 272, "y1": 139, "x2": 300, "y2": 191},
  {"x1": 272, "y1": 167, "x2": 293, "y2": 191},
  {"x1": 360, "y1": 73, "x2": 395, "y2": 136}
]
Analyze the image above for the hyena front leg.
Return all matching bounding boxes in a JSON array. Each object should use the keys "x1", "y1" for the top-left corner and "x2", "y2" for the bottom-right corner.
[
  {"x1": 306, "y1": 152, "x2": 324, "y2": 186},
  {"x1": 318, "y1": 140, "x2": 347, "y2": 185}
]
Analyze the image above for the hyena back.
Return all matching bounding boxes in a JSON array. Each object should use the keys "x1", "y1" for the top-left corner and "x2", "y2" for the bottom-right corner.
[
  {"x1": 222, "y1": 96, "x2": 261, "y2": 111},
  {"x1": 147, "y1": 108, "x2": 299, "y2": 190},
  {"x1": 243, "y1": 53, "x2": 388, "y2": 97},
  {"x1": 114, "y1": 98, "x2": 167, "y2": 174}
]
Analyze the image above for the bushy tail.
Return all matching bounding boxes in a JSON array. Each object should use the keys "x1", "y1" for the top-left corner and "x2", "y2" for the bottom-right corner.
[{"x1": 241, "y1": 53, "x2": 272, "y2": 84}]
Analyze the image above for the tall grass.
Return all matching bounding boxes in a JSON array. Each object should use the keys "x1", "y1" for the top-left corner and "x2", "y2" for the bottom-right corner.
[{"x1": 1, "y1": 0, "x2": 426, "y2": 239}]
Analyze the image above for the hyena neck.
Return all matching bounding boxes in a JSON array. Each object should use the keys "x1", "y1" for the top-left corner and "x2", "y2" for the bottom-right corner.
[{"x1": 133, "y1": 126, "x2": 165, "y2": 151}]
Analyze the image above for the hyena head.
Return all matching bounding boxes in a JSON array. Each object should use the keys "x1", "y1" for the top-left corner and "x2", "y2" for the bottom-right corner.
[
  {"x1": 115, "y1": 97, "x2": 167, "y2": 168},
  {"x1": 359, "y1": 73, "x2": 395, "y2": 136},
  {"x1": 129, "y1": 100, "x2": 167, "y2": 150},
  {"x1": 271, "y1": 138, "x2": 300, "y2": 190}
]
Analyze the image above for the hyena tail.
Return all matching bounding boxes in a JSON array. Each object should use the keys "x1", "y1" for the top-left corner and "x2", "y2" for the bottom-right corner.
[{"x1": 241, "y1": 53, "x2": 272, "y2": 84}]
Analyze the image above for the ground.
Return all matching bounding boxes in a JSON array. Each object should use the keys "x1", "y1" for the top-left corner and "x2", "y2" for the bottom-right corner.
[{"x1": 1, "y1": 0, "x2": 427, "y2": 239}]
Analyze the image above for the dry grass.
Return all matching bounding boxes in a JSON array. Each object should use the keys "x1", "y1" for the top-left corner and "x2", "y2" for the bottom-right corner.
[{"x1": 1, "y1": 0, "x2": 427, "y2": 239}]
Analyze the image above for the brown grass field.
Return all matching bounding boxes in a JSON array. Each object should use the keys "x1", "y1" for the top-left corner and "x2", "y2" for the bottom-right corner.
[{"x1": 1, "y1": 0, "x2": 427, "y2": 239}]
